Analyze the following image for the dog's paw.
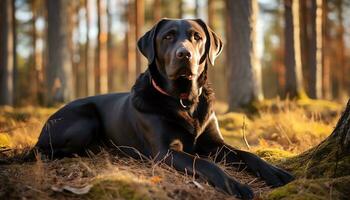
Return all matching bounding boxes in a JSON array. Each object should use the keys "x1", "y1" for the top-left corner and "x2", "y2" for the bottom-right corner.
[
  {"x1": 224, "y1": 178, "x2": 254, "y2": 200},
  {"x1": 255, "y1": 161, "x2": 294, "y2": 187}
]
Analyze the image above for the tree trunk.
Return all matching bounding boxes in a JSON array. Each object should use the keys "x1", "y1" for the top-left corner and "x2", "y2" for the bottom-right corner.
[
  {"x1": 0, "y1": 0, "x2": 14, "y2": 106},
  {"x1": 284, "y1": 0, "x2": 306, "y2": 99},
  {"x1": 226, "y1": 0, "x2": 263, "y2": 112},
  {"x1": 335, "y1": 0, "x2": 346, "y2": 100},
  {"x1": 153, "y1": 0, "x2": 161, "y2": 22},
  {"x1": 135, "y1": 0, "x2": 144, "y2": 76},
  {"x1": 314, "y1": 0, "x2": 323, "y2": 99},
  {"x1": 322, "y1": 0, "x2": 332, "y2": 100},
  {"x1": 194, "y1": 0, "x2": 199, "y2": 18},
  {"x1": 46, "y1": 0, "x2": 74, "y2": 105},
  {"x1": 106, "y1": 0, "x2": 114, "y2": 92},
  {"x1": 178, "y1": 0, "x2": 183, "y2": 19},
  {"x1": 95, "y1": 0, "x2": 108, "y2": 94},
  {"x1": 126, "y1": 0, "x2": 136, "y2": 88},
  {"x1": 85, "y1": 0, "x2": 95, "y2": 96},
  {"x1": 283, "y1": 98, "x2": 350, "y2": 178},
  {"x1": 29, "y1": 0, "x2": 39, "y2": 105}
]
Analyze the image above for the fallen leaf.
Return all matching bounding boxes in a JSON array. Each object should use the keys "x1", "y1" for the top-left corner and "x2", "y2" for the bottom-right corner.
[
  {"x1": 150, "y1": 176, "x2": 162, "y2": 184},
  {"x1": 51, "y1": 184, "x2": 93, "y2": 195}
]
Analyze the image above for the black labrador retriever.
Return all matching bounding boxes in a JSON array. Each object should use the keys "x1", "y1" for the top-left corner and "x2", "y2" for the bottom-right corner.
[{"x1": 35, "y1": 19, "x2": 293, "y2": 199}]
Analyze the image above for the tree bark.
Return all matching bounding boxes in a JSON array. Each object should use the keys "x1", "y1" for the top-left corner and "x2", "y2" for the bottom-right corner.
[
  {"x1": 135, "y1": 0, "x2": 144, "y2": 76},
  {"x1": 126, "y1": 0, "x2": 136, "y2": 88},
  {"x1": 46, "y1": 0, "x2": 74, "y2": 105},
  {"x1": 335, "y1": 0, "x2": 346, "y2": 100},
  {"x1": 95, "y1": 0, "x2": 108, "y2": 94},
  {"x1": 284, "y1": 0, "x2": 306, "y2": 99},
  {"x1": 322, "y1": 0, "x2": 332, "y2": 100},
  {"x1": 0, "y1": 0, "x2": 14, "y2": 106},
  {"x1": 85, "y1": 0, "x2": 95, "y2": 96},
  {"x1": 153, "y1": 0, "x2": 161, "y2": 22},
  {"x1": 226, "y1": 0, "x2": 264, "y2": 112}
]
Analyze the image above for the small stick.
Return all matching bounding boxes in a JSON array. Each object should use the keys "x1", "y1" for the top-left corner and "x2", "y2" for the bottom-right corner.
[{"x1": 242, "y1": 116, "x2": 251, "y2": 150}]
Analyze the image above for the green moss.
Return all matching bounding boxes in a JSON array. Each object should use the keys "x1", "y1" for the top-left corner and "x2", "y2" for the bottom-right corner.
[
  {"x1": 217, "y1": 112, "x2": 250, "y2": 131},
  {"x1": 266, "y1": 176, "x2": 350, "y2": 200},
  {"x1": 87, "y1": 175, "x2": 168, "y2": 200},
  {"x1": 255, "y1": 148, "x2": 296, "y2": 164}
]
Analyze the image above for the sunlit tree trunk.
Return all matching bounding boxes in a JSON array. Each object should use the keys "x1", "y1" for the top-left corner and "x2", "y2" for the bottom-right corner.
[
  {"x1": 226, "y1": 0, "x2": 264, "y2": 112},
  {"x1": 284, "y1": 0, "x2": 306, "y2": 99},
  {"x1": 12, "y1": 0, "x2": 18, "y2": 105},
  {"x1": 315, "y1": 0, "x2": 323, "y2": 99},
  {"x1": 107, "y1": 0, "x2": 114, "y2": 92},
  {"x1": 335, "y1": 0, "x2": 346, "y2": 100},
  {"x1": 0, "y1": 0, "x2": 14, "y2": 106},
  {"x1": 126, "y1": 0, "x2": 136, "y2": 87},
  {"x1": 135, "y1": 0, "x2": 144, "y2": 76},
  {"x1": 322, "y1": 0, "x2": 332, "y2": 100},
  {"x1": 29, "y1": 0, "x2": 39, "y2": 105},
  {"x1": 85, "y1": 0, "x2": 95, "y2": 96},
  {"x1": 46, "y1": 0, "x2": 74, "y2": 105},
  {"x1": 153, "y1": 0, "x2": 161, "y2": 22},
  {"x1": 194, "y1": 0, "x2": 199, "y2": 18},
  {"x1": 95, "y1": 0, "x2": 108, "y2": 94},
  {"x1": 178, "y1": 0, "x2": 183, "y2": 18}
]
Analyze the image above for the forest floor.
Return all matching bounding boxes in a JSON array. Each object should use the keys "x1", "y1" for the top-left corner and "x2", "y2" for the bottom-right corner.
[{"x1": 0, "y1": 99, "x2": 345, "y2": 200}]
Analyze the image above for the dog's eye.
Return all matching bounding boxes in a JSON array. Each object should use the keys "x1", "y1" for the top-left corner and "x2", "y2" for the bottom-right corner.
[
  {"x1": 193, "y1": 33, "x2": 202, "y2": 41},
  {"x1": 164, "y1": 34, "x2": 174, "y2": 40}
]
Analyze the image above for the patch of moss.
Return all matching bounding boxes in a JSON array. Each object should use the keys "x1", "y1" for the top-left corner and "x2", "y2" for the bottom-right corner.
[
  {"x1": 265, "y1": 176, "x2": 350, "y2": 200},
  {"x1": 254, "y1": 148, "x2": 295, "y2": 164},
  {"x1": 87, "y1": 175, "x2": 169, "y2": 200},
  {"x1": 217, "y1": 112, "x2": 250, "y2": 131}
]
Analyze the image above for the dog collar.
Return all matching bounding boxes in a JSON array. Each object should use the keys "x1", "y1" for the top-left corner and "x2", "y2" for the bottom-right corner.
[
  {"x1": 151, "y1": 78, "x2": 202, "y2": 109},
  {"x1": 152, "y1": 79, "x2": 171, "y2": 96}
]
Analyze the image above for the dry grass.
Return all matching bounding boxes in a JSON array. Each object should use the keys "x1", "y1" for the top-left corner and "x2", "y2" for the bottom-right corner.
[{"x1": 0, "y1": 99, "x2": 343, "y2": 199}]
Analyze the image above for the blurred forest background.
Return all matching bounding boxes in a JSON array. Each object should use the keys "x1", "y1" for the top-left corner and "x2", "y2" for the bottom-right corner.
[
  {"x1": 1, "y1": 0, "x2": 349, "y2": 109},
  {"x1": 2, "y1": 1, "x2": 350, "y2": 199}
]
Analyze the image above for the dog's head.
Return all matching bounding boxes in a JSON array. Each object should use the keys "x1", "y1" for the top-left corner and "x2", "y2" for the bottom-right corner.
[{"x1": 137, "y1": 19, "x2": 223, "y2": 104}]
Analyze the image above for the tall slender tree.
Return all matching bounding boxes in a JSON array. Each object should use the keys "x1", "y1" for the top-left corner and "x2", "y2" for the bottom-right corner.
[
  {"x1": 135, "y1": 0, "x2": 144, "y2": 76},
  {"x1": 96, "y1": 0, "x2": 108, "y2": 94},
  {"x1": 335, "y1": 0, "x2": 346, "y2": 100},
  {"x1": 153, "y1": 0, "x2": 161, "y2": 22},
  {"x1": 0, "y1": 0, "x2": 15, "y2": 106},
  {"x1": 322, "y1": 0, "x2": 332, "y2": 100},
  {"x1": 46, "y1": 0, "x2": 74, "y2": 105},
  {"x1": 284, "y1": 0, "x2": 306, "y2": 99},
  {"x1": 85, "y1": 0, "x2": 95, "y2": 96},
  {"x1": 226, "y1": 0, "x2": 264, "y2": 111},
  {"x1": 126, "y1": 0, "x2": 136, "y2": 87},
  {"x1": 314, "y1": 0, "x2": 323, "y2": 99}
]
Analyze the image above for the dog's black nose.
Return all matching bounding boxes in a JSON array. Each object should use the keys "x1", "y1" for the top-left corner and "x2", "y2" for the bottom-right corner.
[{"x1": 176, "y1": 48, "x2": 191, "y2": 60}]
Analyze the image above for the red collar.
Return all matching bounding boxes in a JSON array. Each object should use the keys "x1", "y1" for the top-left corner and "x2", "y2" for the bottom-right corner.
[{"x1": 151, "y1": 79, "x2": 171, "y2": 96}]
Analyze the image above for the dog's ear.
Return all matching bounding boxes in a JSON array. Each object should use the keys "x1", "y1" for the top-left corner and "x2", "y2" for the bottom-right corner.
[
  {"x1": 194, "y1": 19, "x2": 223, "y2": 66},
  {"x1": 137, "y1": 19, "x2": 168, "y2": 64}
]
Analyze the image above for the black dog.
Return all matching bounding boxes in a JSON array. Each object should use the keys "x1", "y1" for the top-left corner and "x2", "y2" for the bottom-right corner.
[{"x1": 35, "y1": 19, "x2": 293, "y2": 199}]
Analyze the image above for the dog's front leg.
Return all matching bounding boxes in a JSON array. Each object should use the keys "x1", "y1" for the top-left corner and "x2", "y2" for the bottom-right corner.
[
  {"x1": 158, "y1": 150, "x2": 254, "y2": 199},
  {"x1": 196, "y1": 118, "x2": 294, "y2": 187},
  {"x1": 211, "y1": 144, "x2": 294, "y2": 187}
]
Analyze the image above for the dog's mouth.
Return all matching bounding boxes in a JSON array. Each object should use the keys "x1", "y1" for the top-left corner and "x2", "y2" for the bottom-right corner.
[{"x1": 172, "y1": 71, "x2": 198, "y2": 100}]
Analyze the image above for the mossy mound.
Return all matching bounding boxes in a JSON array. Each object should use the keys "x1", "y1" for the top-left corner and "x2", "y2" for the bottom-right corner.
[
  {"x1": 265, "y1": 176, "x2": 350, "y2": 200},
  {"x1": 254, "y1": 148, "x2": 296, "y2": 164},
  {"x1": 86, "y1": 174, "x2": 169, "y2": 200}
]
